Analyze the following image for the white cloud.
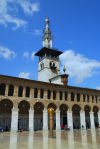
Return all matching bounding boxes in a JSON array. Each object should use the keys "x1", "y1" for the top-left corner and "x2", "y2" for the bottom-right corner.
[
  {"x1": 17, "y1": 0, "x2": 39, "y2": 16},
  {"x1": 23, "y1": 51, "x2": 29, "y2": 60},
  {"x1": 35, "y1": 30, "x2": 42, "y2": 35},
  {"x1": 19, "y1": 72, "x2": 30, "y2": 79},
  {"x1": 96, "y1": 86, "x2": 100, "y2": 90},
  {"x1": 70, "y1": 41, "x2": 73, "y2": 45},
  {"x1": 60, "y1": 50, "x2": 100, "y2": 84},
  {"x1": 0, "y1": 46, "x2": 17, "y2": 60},
  {"x1": 0, "y1": 0, "x2": 40, "y2": 30},
  {"x1": 31, "y1": 51, "x2": 35, "y2": 60}
]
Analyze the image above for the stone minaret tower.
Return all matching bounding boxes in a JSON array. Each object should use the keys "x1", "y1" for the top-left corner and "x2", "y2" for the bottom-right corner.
[{"x1": 35, "y1": 16, "x2": 63, "y2": 82}]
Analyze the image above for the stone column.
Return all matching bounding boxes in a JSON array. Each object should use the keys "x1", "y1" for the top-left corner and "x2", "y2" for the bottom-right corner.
[
  {"x1": 30, "y1": 88, "x2": 34, "y2": 98},
  {"x1": 80, "y1": 111, "x2": 86, "y2": 129},
  {"x1": 38, "y1": 89, "x2": 40, "y2": 98},
  {"x1": 11, "y1": 109, "x2": 19, "y2": 132},
  {"x1": 23, "y1": 87, "x2": 26, "y2": 97},
  {"x1": 74, "y1": 93, "x2": 77, "y2": 102},
  {"x1": 51, "y1": 91, "x2": 53, "y2": 99},
  {"x1": 14, "y1": 86, "x2": 18, "y2": 97},
  {"x1": 98, "y1": 111, "x2": 100, "y2": 125},
  {"x1": 80, "y1": 94, "x2": 83, "y2": 102},
  {"x1": 56, "y1": 92, "x2": 59, "y2": 100},
  {"x1": 62, "y1": 92, "x2": 65, "y2": 101},
  {"x1": 89, "y1": 112, "x2": 95, "y2": 129},
  {"x1": 29, "y1": 110, "x2": 34, "y2": 131},
  {"x1": 67, "y1": 111, "x2": 73, "y2": 130},
  {"x1": 5, "y1": 85, "x2": 9, "y2": 96},
  {"x1": 56, "y1": 109, "x2": 61, "y2": 130},
  {"x1": 43, "y1": 109, "x2": 48, "y2": 131},
  {"x1": 68, "y1": 93, "x2": 71, "y2": 101},
  {"x1": 89, "y1": 95, "x2": 92, "y2": 103},
  {"x1": 44, "y1": 90, "x2": 47, "y2": 99}
]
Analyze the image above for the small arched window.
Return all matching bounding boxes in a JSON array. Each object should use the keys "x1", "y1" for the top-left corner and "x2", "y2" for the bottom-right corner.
[
  {"x1": 0, "y1": 83, "x2": 6, "y2": 95},
  {"x1": 83, "y1": 94, "x2": 85, "y2": 102},
  {"x1": 18, "y1": 86, "x2": 23, "y2": 97},
  {"x1": 34, "y1": 88, "x2": 38, "y2": 98},
  {"x1": 77, "y1": 93, "x2": 80, "y2": 102},
  {"x1": 53, "y1": 90, "x2": 56, "y2": 100},
  {"x1": 65, "y1": 91, "x2": 68, "y2": 101},
  {"x1": 8, "y1": 84, "x2": 14, "y2": 96},
  {"x1": 48, "y1": 89, "x2": 51, "y2": 99},
  {"x1": 26, "y1": 86, "x2": 30, "y2": 98},
  {"x1": 40, "y1": 88, "x2": 44, "y2": 98},
  {"x1": 71, "y1": 92, "x2": 74, "y2": 101}
]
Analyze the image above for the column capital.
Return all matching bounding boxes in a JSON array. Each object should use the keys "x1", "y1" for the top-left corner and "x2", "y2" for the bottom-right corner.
[
  {"x1": 80, "y1": 110, "x2": 85, "y2": 114},
  {"x1": 89, "y1": 112, "x2": 94, "y2": 114},
  {"x1": 56, "y1": 109, "x2": 60, "y2": 113},
  {"x1": 29, "y1": 110, "x2": 34, "y2": 112},
  {"x1": 67, "y1": 110, "x2": 73, "y2": 113},
  {"x1": 11, "y1": 108, "x2": 19, "y2": 112}
]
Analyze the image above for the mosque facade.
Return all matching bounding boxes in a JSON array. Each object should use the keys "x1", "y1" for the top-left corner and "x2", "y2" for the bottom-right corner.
[{"x1": 0, "y1": 16, "x2": 100, "y2": 132}]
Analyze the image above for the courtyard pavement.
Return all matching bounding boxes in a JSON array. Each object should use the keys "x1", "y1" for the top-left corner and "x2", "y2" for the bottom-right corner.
[{"x1": 0, "y1": 129, "x2": 100, "y2": 149}]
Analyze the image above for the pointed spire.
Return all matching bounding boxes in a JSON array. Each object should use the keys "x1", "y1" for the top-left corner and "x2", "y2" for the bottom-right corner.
[{"x1": 42, "y1": 15, "x2": 53, "y2": 48}]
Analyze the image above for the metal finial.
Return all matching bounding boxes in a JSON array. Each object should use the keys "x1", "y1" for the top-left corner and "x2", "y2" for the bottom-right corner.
[{"x1": 63, "y1": 65, "x2": 66, "y2": 73}]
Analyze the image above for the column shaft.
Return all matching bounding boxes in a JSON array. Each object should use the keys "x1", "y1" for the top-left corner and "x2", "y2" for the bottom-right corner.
[
  {"x1": 67, "y1": 111, "x2": 73, "y2": 130},
  {"x1": 29, "y1": 110, "x2": 34, "y2": 131},
  {"x1": 43, "y1": 109, "x2": 48, "y2": 131},
  {"x1": 11, "y1": 109, "x2": 19, "y2": 132},
  {"x1": 56, "y1": 109, "x2": 61, "y2": 130},
  {"x1": 98, "y1": 111, "x2": 100, "y2": 125},
  {"x1": 89, "y1": 112, "x2": 95, "y2": 129},
  {"x1": 80, "y1": 111, "x2": 86, "y2": 129}
]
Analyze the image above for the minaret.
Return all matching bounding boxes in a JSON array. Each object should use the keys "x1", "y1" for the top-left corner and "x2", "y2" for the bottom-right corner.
[
  {"x1": 42, "y1": 16, "x2": 53, "y2": 48},
  {"x1": 35, "y1": 16, "x2": 63, "y2": 82}
]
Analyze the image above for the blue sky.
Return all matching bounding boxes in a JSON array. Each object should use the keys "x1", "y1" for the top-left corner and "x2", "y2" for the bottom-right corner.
[{"x1": 0, "y1": 0, "x2": 100, "y2": 90}]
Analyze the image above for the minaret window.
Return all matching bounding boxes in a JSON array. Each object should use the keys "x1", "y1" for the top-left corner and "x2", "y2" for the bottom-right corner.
[
  {"x1": 50, "y1": 61, "x2": 56, "y2": 69},
  {"x1": 40, "y1": 62, "x2": 44, "y2": 70}
]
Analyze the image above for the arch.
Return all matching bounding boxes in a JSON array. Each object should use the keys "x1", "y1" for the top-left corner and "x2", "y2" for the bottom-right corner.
[
  {"x1": 18, "y1": 100, "x2": 30, "y2": 114},
  {"x1": 53, "y1": 90, "x2": 56, "y2": 100},
  {"x1": 48, "y1": 89, "x2": 51, "y2": 99},
  {"x1": 59, "y1": 104, "x2": 68, "y2": 115},
  {"x1": 0, "y1": 99, "x2": 13, "y2": 114},
  {"x1": 34, "y1": 102, "x2": 44, "y2": 114},
  {"x1": 93, "y1": 106, "x2": 99, "y2": 116},
  {"x1": 77, "y1": 93, "x2": 80, "y2": 102},
  {"x1": 40, "y1": 88, "x2": 44, "y2": 98},
  {"x1": 65, "y1": 91, "x2": 68, "y2": 101},
  {"x1": 72, "y1": 104, "x2": 81, "y2": 115},
  {"x1": 34, "y1": 88, "x2": 38, "y2": 98},
  {"x1": 26, "y1": 86, "x2": 30, "y2": 97},
  {"x1": 18, "y1": 86, "x2": 23, "y2": 97},
  {"x1": 8, "y1": 84, "x2": 14, "y2": 96},
  {"x1": 71, "y1": 92, "x2": 74, "y2": 101},
  {"x1": 47, "y1": 103, "x2": 57, "y2": 110},
  {"x1": 84, "y1": 105, "x2": 91, "y2": 116},
  {"x1": 0, "y1": 83, "x2": 6, "y2": 96},
  {"x1": 60, "y1": 91, "x2": 63, "y2": 100}
]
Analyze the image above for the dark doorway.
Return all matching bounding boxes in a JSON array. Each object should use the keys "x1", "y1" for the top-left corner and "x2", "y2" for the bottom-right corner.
[{"x1": 63, "y1": 117, "x2": 67, "y2": 126}]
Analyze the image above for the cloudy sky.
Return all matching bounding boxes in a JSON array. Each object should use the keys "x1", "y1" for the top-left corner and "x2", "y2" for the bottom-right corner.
[{"x1": 0, "y1": 0, "x2": 100, "y2": 90}]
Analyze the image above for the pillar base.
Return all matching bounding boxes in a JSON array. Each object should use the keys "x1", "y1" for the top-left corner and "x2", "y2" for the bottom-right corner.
[
  {"x1": 11, "y1": 127, "x2": 18, "y2": 132},
  {"x1": 68, "y1": 126, "x2": 73, "y2": 130},
  {"x1": 29, "y1": 127, "x2": 34, "y2": 132},
  {"x1": 56, "y1": 126, "x2": 61, "y2": 130},
  {"x1": 43, "y1": 126, "x2": 48, "y2": 131},
  {"x1": 91, "y1": 125, "x2": 95, "y2": 129}
]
